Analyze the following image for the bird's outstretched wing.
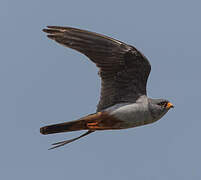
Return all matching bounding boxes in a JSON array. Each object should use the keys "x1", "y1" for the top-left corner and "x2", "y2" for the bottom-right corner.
[{"x1": 43, "y1": 26, "x2": 151, "y2": 111}]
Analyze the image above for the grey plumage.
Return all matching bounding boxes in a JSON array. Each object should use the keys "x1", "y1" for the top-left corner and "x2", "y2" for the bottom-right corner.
[
  {"x1": 41, "y1": 26, "x2": 174, "y2": 149},
  {"x1": 43, "y1": 26, "x2": 151, "y2": 112},
  {"x1": 148, "y1": 98, "x2": 171, "y2": 120}
]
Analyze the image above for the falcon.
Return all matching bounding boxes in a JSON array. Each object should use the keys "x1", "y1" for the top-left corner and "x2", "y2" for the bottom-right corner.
[{"x1": 40, "y1": 26, "x2": 174, "y2": 149}]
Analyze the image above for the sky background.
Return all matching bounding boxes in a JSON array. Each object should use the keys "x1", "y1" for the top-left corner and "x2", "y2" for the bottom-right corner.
[{"x1": 1, "y1": 0, "x2": 201, "y2": 179}]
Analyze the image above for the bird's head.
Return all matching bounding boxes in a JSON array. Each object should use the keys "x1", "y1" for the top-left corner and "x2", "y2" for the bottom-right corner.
[{"x1": 148, "y1": 98, "x2": 174, "y2": 120}]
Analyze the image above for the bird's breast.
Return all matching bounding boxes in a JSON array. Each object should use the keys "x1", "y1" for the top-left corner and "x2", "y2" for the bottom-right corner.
[{"x1": 109, "y1": 103, "x2": 155, "y2": 128}]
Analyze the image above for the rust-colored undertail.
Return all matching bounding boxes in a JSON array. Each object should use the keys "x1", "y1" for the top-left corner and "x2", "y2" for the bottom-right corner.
[
  {"x1": 40, "y1": 112, "x2": 123, "y2": 149},
  {"x1": 40, "y1": 112, "x2": 122, "y2": 135}
]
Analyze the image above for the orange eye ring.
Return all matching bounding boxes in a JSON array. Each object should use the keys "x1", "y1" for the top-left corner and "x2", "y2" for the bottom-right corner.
[{"x1": 157, "y1": 101, "x2": 167, "y2": 106}]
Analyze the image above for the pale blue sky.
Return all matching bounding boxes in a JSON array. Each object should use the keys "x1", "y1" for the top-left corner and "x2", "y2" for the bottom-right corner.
[{"x1": 1, "y1": 0, "x2": 201, "y2": 179}]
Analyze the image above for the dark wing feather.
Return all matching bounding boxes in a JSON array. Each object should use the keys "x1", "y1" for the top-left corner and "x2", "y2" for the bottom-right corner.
[{"x1": 43, "y1": 26, "x2": 151, "y2": 111}]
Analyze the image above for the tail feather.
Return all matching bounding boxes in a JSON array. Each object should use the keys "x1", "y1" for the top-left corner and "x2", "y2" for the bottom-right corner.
[
  {"x1": 40, "y1": 119, "x2": 88, "y2": 135},
  {"x1": 40, "y1": 112, "x2": 121, "y2": 149},
  {"x1": 40, "y1": 112, "x2": 122, "y2": 135},
  {"x1": 48, "y1": 130, "x2": 94, "y2": 150}
]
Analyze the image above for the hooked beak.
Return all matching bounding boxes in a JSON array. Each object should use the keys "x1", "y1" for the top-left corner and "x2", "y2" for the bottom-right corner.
[{"x1": 166, "y1": 102, "x2": 174, "y2": 109}]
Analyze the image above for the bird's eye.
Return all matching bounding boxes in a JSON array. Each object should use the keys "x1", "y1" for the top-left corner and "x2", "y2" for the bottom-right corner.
[{"x1": 157, "y1": 101, "x2": 167, "y2": 107}]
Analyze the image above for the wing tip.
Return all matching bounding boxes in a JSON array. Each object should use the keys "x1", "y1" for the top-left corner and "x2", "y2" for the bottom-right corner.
[
  {"x1": 42, "y1": 26, "x2": 66, "y2": 41},
  {"x1": 43, "y1": 25, "x2": 72, "y2": 32},
  {"x1": 42, "y1": 26, "x2": 64, "y2": 34}
]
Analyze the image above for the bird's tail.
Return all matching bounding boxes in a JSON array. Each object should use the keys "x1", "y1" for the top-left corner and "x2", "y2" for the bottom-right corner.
[
  {"x1": 40, "y1": 112, "x2": 122, "y2": 149},
  {"x1": 40, "y1": 118, "x2": 89, "y2": 135},
  {"x1": 40, "y1": 111, "x2": 123, "y2": 135},
  {"x1": 40, "y1": 114, "x2": 98, "y2": 149}
]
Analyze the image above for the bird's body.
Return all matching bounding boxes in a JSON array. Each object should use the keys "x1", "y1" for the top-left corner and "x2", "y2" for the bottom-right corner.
[
  {"x1": 40, "y1": 26, "x2": 174, "y2": 149},
  {"x1": 110, "y1": 96, "x2": 151, "y2": 126}
]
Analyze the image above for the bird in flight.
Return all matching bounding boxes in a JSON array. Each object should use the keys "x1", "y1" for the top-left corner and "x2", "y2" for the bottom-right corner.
[{"x1": 40, "y1": 26, "x2": 174, "y2": 150}]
